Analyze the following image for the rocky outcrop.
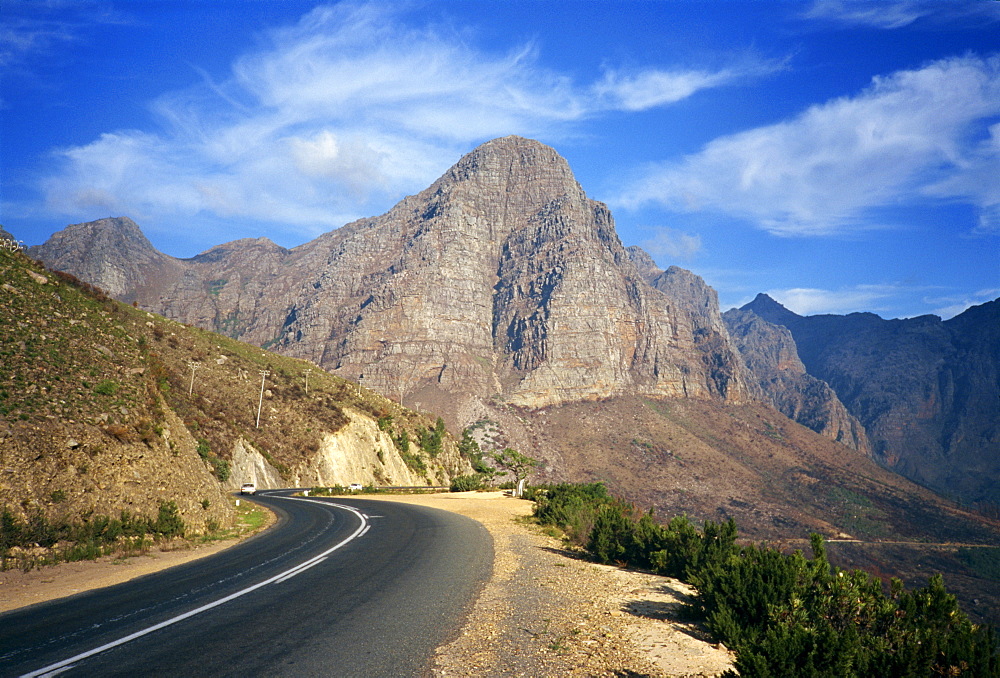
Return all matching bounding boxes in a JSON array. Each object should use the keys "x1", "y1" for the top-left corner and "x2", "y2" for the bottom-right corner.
[
  {"x1": 32, "y1": 137, "x2": 754, "y2": 418},
  {"x1": 27, "y1": 217, "x2": 183, "y2": 302},
  {"x1": 636, "y1": 258, "x2": 757, "y2": 403},
  {"x1": 722, "y1": 307, "x2": 868, "y2": 452},
  {"x1": 743, "y1": 294, "x2": 1000, "y2": 505},
  {"x1": 228, "y1": 438, "x2": 284, "y2": 491}
]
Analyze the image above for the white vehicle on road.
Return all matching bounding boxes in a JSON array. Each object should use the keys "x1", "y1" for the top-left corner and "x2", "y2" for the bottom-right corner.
[
  {"x1": 348, "y1": 483, "x2": 364, "y2": 492},
  {"x1": 240, "y1": 482, "x2": 257, "y2": 495}
]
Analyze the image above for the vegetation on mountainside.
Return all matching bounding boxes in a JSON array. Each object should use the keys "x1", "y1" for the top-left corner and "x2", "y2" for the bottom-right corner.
[
  {"x1": 449, "y1": 425, "x2": 537, "y2": 492},
  {"x1": 0, "y1": 244, "x2": 466, "y2": 570},
  {"x1": 1, "y1": 500, "x2": 184, "y2": 571},
  {"x1": 530, "y1": 483, "x2": 1000, "y2": 677}
]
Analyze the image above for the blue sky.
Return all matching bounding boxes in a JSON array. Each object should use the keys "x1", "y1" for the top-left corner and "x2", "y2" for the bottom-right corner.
[{"x1": 2, "y1": 0, "x2": 998, "y2": 319}]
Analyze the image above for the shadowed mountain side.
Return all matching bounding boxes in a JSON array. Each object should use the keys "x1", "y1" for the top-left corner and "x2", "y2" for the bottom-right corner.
[
  {"x1": 743, "y1": 294, "x2": 1000, "y2": 507},
  {"x1": 722, "y1": 307, "x2": 869, "y2": 453}
]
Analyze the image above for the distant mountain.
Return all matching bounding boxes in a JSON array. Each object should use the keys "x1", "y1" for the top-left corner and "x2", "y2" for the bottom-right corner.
[
  {"x1": 722, "y1": 307, "x2": 869, "y2": 453},
  {"x1": 742, "y1": 293, "x2": 1000, "y2": 506}
]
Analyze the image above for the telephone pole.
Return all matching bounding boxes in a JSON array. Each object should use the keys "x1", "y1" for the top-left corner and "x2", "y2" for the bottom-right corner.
[
  {"x1": 187, "y1": 361, "x2": 201, "y2": 395},
  {"x1": 256, "y1": 370, "x2": 270, "y2": 428}
]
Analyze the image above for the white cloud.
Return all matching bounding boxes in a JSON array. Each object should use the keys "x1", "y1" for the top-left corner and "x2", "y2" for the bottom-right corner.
[
  {"x1": 766, "y1": 284, "x2": 1000, "y2": 319},
  {"x1": 594, "y1": 69, "x2": 736, "y2": 111},
  {"x1": 641, "y1": 228, "x2": 702, "y2": 260},
  {"x1": 37, "y1": 2, "x2": 765, "y2": 237},
  {"x1": 802, "y1": 1, "x2": 1000, "y2": 29},
  {"x1": 618, "y1": 55, "x2": 1000, "y2": 236},
  {"x1": 593, "y1": 55, "x2": 787, "y2": 112},
  {"x1": 0, "y1": 2, "x2": 131, "y2": 69},
  {"x1": 769, "y1": 285, "x2": 902, "y2": 316},
  {"x1": 802, "y1": 1, "x2": 934, "y2": 29},
  {"x1": 924, "y1": 288, "x2": 1000, "y2": 319}
]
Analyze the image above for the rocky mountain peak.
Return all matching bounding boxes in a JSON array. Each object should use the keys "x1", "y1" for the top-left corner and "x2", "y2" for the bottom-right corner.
[
  {"x1": 28, "y1": 217, "x2": 177, "y2": 301},
  {"x1": 32, "y1": 137, "x2": 755, "y2": 422},
  {"x1": 742, "y1": 293, "x2": 801, "y2": 326},
  {"x1": 625, "y1": 246, "x2": 662, "y2": 283}
]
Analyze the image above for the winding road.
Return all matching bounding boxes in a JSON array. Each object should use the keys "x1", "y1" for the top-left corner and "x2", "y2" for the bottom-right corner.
[{"x1": 0, "y1": 491, "x2": 493, "y2": 677}]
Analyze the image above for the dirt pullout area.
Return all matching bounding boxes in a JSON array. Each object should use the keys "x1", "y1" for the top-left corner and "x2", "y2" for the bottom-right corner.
[
  {"x1": 0, "y1": 492, "x2": 732, "y2": 676},
  {"x1": 379, "y1": 491, "x2": 734, "y2": 678}
]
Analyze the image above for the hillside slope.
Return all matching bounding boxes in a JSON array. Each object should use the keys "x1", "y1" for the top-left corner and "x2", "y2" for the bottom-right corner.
[{"x1": 0, "y1": 247, "x2": 470, "y2": 535}]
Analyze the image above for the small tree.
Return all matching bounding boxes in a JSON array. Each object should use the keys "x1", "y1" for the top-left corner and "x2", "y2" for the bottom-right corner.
[{"x1": 492, "y1": 447, "x2": 539, "y2": 497}]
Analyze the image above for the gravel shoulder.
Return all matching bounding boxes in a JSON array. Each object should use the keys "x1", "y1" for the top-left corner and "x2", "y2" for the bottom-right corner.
[
  {"x1": 0, "y1": 491, "x2": 733, "y2": 676},
  {"x1": 379, "y1": 491, "x2": 734, "y2": 678}
]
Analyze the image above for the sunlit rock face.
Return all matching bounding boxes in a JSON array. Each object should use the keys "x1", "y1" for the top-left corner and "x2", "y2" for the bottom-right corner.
[{"x1": 32, "y1": 136, "x2": 754, "y2": 415}]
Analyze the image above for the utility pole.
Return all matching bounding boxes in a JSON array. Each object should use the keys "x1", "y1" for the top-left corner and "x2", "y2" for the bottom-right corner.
[
  {"x1": 256, "y1": 370, "x2": 270, "y2": 428},
  {"x1": 304, "y1": 368, "x2": 311, "y2": 396},
  {"x1": 187, "y1": 361, "x2": 201, "y2": 395}
]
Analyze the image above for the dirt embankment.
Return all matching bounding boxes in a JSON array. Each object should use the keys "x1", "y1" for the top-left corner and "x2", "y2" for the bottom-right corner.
[{"x1": 0, "y1": 492, "x2": 733, "y2": 677}]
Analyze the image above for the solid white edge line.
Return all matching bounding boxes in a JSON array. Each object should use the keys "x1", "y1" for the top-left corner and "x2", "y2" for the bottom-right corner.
[
  {"x1": 21, "y1": 496, "x2": 369, "y2": 678},
  {"x1": 273, "y1": 556, "x2": 328, "y2": 583}
]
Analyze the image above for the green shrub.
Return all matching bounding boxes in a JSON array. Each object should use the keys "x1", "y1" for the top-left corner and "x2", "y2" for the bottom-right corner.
[
  {"x1": 196, "y1": 438, "x2": 211, "y2": 459},
  {"x1": 93, "y1": 379, "x2": 119, "y2": 396},
  {"x1": 450, "y1": 474, "x2": 484, "y2": 492},
  {"x1": 522, "y1": 482, "x2": 1000, "y2": 676},
  {"x1": 154, "y1": 501, "x2": 185, "y2": 538},
  {"x1": 209, "y1": 457, "x2": 230, "y2": 482},
  {"x1": 532, "y1": 482, "x2": 615, "y2": 546},
  {"x1": 418, "y1": 417, "x2": 446, "y2": 457}
]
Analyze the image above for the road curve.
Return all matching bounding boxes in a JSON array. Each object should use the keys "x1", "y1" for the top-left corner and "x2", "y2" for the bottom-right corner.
[{"x1": 0, "y1": 492, "x2": 493, "y2": 677}]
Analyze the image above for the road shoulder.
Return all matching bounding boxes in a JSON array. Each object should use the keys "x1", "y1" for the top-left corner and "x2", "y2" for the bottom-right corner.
[{"x1": 378, "y1": 491, "x2": 734, "y2": 677}]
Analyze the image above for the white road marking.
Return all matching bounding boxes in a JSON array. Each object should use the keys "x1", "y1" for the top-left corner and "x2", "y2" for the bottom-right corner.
[{"x1": 21, "y1": 498, "x2": 369, "y2": 678}]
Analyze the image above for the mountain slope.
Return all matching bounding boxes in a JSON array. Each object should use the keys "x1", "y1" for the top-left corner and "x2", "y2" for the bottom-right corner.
[
  {"x1": 1, "y1": 246, "x2": 470, "y2": 537},
  {"x1": 743, "y1": 293, "x2": 1000, "y2": 506},
  {"x1": 723, "y1": 307, "x2": 869, "y2": 453}
]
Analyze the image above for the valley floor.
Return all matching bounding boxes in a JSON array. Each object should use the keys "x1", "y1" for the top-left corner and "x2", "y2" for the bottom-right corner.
[{"x1": 0, "y1": 492, "x2": 733, "y2": 677}]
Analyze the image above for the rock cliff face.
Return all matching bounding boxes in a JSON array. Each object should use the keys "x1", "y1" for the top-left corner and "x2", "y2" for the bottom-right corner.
[
  {"x1": 32, "y1": 137, "x2": 754, "y2": 420},
  {"x1": 722, "y1": 308, "x2": 869, "y2": 453},
  {"x1": 630, "y1": 253, "x2": 757, "y2": 406},
  {"x1": 742, "y1": 294, "x2": 1000, "y2": 505}
]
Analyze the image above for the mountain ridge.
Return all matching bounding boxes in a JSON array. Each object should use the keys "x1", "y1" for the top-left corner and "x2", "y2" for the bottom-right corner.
[
  {"x1": 31, "y1": 137, "x2": 757, "y2": 420},
  {"x1": 742, "y1": 293, "x2": 1000, "y2": 506}
]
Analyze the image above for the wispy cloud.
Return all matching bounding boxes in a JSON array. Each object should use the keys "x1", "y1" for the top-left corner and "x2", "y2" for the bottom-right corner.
[
  {"x1": 617, "y1": 54, "x2": 1000, "y2": 236},
  {"x1": 924, "y1": 288, "x2": 1000, "y2": 319},
  {"x1": 802, "y1": 0, "x2": 1000, "y2": 30},
  {"x1": 641, "y1": 228, "x2": 702, "y2": 261},
  {"x1": 764, "y1": 284, "x2": 1000, "y2": 319},
  {"x1": 592, "y1": 55, "x2": 785, "y2": 111},
  {"x1": 769, "y1": 285, "x2": 906, "y2": 316},
  {"x1": 36, "y1": 2, "x2": 771, "y2": 238},
  {"x1": 0, "y1": 1, "x2": 131, "y2": 70}
]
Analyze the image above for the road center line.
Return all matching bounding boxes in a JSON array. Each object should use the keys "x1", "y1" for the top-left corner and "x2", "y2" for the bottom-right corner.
[{"x1": 22, "y1": 498, "x2": 369, "y2": 678}]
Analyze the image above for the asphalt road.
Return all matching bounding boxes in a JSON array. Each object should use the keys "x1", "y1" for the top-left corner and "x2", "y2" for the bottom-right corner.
[{"x1": 0, "y1": 492, "x2": 493, "y2": 677}]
